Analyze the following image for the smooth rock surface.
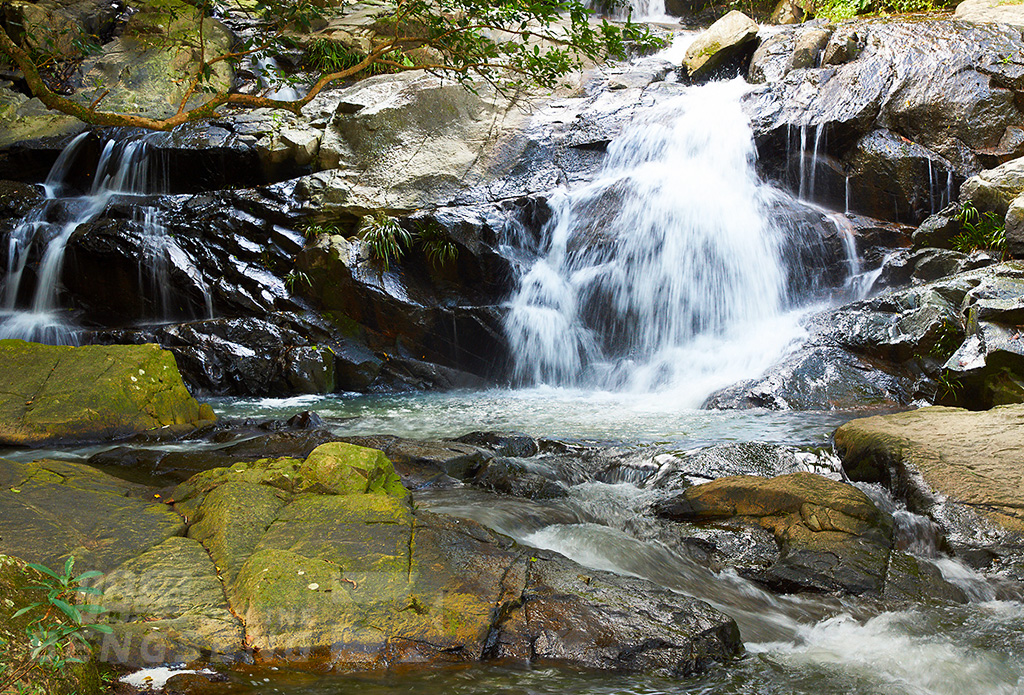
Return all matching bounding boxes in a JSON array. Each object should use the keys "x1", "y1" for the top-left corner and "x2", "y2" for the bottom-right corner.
[
  {"x1": 0, "y1": 340, "x2": 213, "y2": 446},
  {"x1": 835, "y1": 406, "x2": 1024, "y2": 573}
]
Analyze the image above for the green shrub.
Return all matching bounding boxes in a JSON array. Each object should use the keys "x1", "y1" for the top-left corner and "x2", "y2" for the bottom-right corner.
[
  {"x1": 953, "y1": 202, "x2": 1006, "y2": 255},
  {"x1": 306, "y1": 40, "x2": 414, "y2": 76},
  {"x1": 416, "y1": 224, "x2": 459, "y2": 269},
  {"x1": 0, "y1": 556, "x2": 109, "y2": 695},
  {"x1": 359, "y1": 212, "x2": 412, "y2": 272}
]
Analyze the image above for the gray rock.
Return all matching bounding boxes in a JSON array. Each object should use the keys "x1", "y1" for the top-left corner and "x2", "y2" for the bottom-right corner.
[
  {"x1": 955, "y1": 0, "x2": 1024, "y2": 27},
  {"x1": 684, "y1": 11, "x2": 760, "y2": 81},
  {"x1": 959, "y1": 155, "x2": 1024, "y2": 216}
]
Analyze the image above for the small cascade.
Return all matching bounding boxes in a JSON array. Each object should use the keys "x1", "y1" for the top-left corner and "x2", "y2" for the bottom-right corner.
[
  {"x1": 794, "y1": 123, "x2": 827, "y2": 203},
  {"x1": 0, "y1": 133, "x2": 214, "y2": 344},
  {"x1": 255, "y1": 55, "x2": 304, "y2": 101},
  {"x1": 589, "y1": 0, "x2": 667, "y2": 20},
  {"x1": 504, "y1": 80, "x2": 852, "y2": 402}
]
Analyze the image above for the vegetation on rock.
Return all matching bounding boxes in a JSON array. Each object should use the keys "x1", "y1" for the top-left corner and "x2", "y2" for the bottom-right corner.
[{"x1": 0, "y1": 0, "x2": 663, "y2": 131}]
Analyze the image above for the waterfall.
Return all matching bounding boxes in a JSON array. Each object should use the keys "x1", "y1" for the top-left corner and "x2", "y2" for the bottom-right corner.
[
  {"x1": 505, "y1": 79, "x2": 843, "y2": 402},
  {"x1": 0, "y1": 132, "x2": 212, "y2": 344}
]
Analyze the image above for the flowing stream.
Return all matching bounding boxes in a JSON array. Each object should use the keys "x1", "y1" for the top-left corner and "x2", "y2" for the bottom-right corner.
[{"x1": 2, "y1": 36, "x2": 1021, "y2": 695}]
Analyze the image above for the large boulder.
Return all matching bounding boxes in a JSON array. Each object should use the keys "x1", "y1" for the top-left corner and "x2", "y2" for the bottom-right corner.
[
  {"x1": 745, "y1": 18, "x2": 1024, "y2": 223},
  {"x1": 958, "y1": 155, "x2": 1024, "y2": 216},
  {"x1": 655, "y1": 472, "x2": 895, "y2": 595},
  {"x1": 153, "y1": 442, "x2": 742, "y2": 672},
  {"x1": 0, "y1": 340, "x2": 214, "y2": 446},
  {"x1": 683, "y1": 11, "x2": 760, "y2": 81},
  {"x1": 835, "y1": 405, "x2": 1024, "y2": 579},
  {"x1": 955, "y1": 0, "x2": 1024, "y2": 27}
]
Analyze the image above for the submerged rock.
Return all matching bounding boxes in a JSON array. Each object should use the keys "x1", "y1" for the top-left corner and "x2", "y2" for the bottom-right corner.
[{"x1": 0, "y1": 340, "x2": 214, "y2": 446}]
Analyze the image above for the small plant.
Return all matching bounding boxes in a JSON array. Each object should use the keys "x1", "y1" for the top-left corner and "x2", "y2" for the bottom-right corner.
[
  {"x1": 928, "y1": 319, "x2": 964, "y2": 360},
  {"x1": 953, "y1": 202, "x2": 1007, "y2": 255},
  {"x1": 0, "y1": 556, "x2": 111, "y2": 692},
  {"x1": 416, "y1": 223, "x2": 459, "y2": 269},
  {"x1": 359, "y1": 212, "x2": 411, "y2": 272},
  {"x1": 283, "y1": 269, "x2": 311, "y2": 292},
  {"x1": 935, "y1": 370, "x2": 963, "y2": 404}
]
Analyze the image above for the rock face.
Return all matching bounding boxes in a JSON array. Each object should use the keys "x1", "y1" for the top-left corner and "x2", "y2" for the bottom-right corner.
[
  {"x1": 835, "y1": 405, "x2": 1024, "y2": 578},
  {"x1": 0, "y1": 340, "x2": 213, "y2": 446},
  {"x1": 656, "y1": 472, "x2": 894, "y2": 595},
  {"x1": 745, "y1": 18, "x2": 1024, "y2": 224},
  {"x1": 706, "y1": 262, "x2": 1024, "y2": 410},
  {"x1": 956, "y1": 0, "x2": 1024, "y2": 27},
  {"x1": 0, "y1": 441, "x2": 736, "y2": 673},
  {"x1": 0, "y1": 458, "x2": 185, "y2": 572},
  {"x1": 683, "y1": 11, "x2": 760, "y2": 81}
]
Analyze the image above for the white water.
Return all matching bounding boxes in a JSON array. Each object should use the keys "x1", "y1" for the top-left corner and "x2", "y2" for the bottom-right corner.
[
  {"x1": 0, "y1": 133, "x2": 213, "y2": 343},
  {"x1": 504, "y1": 79, "x2": 824, "y2": 404}
]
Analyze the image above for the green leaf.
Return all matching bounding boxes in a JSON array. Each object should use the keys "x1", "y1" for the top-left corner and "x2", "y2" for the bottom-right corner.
[
  {"x1": 26, "y1": 563, "x2": 61, "y2": 581},
  {"x1": 51, "y1": 598, "x2": 82, "y2": 625},
  {"x1": 12, "y1": 603, "x2": 44, "y2": 618},
  {"x1": 73, "y1": 570, "x2": 103, "y2": 582}
]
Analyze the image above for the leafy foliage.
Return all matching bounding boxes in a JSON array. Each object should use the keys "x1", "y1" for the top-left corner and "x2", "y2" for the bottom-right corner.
[
  {"x1": 359, "y1": 212, "x2": 412, "y2": 272},
  {"x1": 814, "y1": 0, "x2": 941, "y2": 21},
  {"x1": 928, "y1": 318, "x2": 964, "y2": 360},
  {"x1": 953, "y1": 202, "x2": 1006, "y2": 255},
  {"x1": 0, "y1": 0, "x2": 665, "y2": 130},
  {"x1": 306, "y1": 40, "x2": 416, "y2": 76},
  {"x1": 0, "y1": 556, "x2": 110, "y2": 694},
  {"x1": 416, "y1": 223, "x2": 460, "y2": 269}
]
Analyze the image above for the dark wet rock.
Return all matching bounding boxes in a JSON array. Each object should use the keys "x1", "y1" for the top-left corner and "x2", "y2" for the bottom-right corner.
[
  {"x1": 0, "y1": 340, "x2": 214, "y2": 446},
  {"x1": 655, "y1": 472, "x2": 894, "y2": 595},
  {"x1": 683, "y1": 11, "x2": 760, "y2": 82},
  {"x1": 912, "y1": 204, "x2": 964, "y2": 250},
  {"x1": 295, "y1": 233, "x2": 511, "y2": 384},
  {"x1": 836, "y1": 406, "x2": 1024, "y2": 587},
  {"x1": 473, "y1": 456, "x2": 569, "y2": 499},
  {"x1": 844, "y1": 129, "x2": 958, "y2": 225},
  {"x1": 0, "y1": 180, "x2": 42, "y2": 220},
  {"x1": 746, "y1": 18, "x2": 1024, "y2": 223},
  {"x1": 455, "y1": 431, "x2": 539, "y2": 458}
]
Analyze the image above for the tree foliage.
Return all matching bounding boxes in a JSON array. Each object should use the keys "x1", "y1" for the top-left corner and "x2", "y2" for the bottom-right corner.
[{"x1": 0, "y1": 0, "x2": 662, "y2": 131}]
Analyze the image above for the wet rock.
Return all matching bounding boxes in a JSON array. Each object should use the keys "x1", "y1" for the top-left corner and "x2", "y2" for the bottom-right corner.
[
  {"x1": 340, "y1": 436, "x2": 490, "y2": 486},
  {"x1": 655, "y1": 472, "x2": 894, "y2": 595},
  {"x1": 704, "y1": 345, "x2": 913, "y2": 410},
  {"x1": 0, "y1": 458, "x2": 184, "y2": 573},
  {"x1": 473, "y1": 456, "x2": 568, "y2": 499},
  {"x1": 0, "y1": 340, "x2": 213, "y2": 446},
  {"x1": 1004, "y1": 193, "x2": 1024, "y2": 257},
  {"x1": 455, "y1": 431, "x2": 539, "y2": 458},
  {"x1": 296, "y1": 233, "x2": 510, "y2": 384},
  {"x1": 683, "y1": 11, "x2": 760, "y2": 82},
  {"x1": 746, "y1": 19, "x2": 1024, "y2": 222},
  {"x1": 835, "y1": 405, "x2": 1024, "y2": 581},
  {"x1": 912, "y1": 204, "x2": 964, "y2": 250},
  {"x1": 0, "y1": 180, "x2": 43, "y2": 219},
  {"x1": 154, "y1": 443, "x2": 742, "y2": 673},
  {"x1": 845, "y1": 129, "x2": 958, "y2": 225}
]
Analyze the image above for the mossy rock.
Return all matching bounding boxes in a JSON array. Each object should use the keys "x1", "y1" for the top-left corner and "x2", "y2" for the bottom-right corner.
[
  {"x1": 0, "y1": 340, "x2": 214, "y2": 446},
  {"x1": 0, "y1": 458, "x2": 186, "y2": 573},
  {"x1": 0, "y1": 555, "x2": 102, "y2": 695}
]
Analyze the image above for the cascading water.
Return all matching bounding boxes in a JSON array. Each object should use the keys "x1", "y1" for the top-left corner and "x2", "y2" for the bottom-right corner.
[
  {"x1": 0, "y1": 132, "x2": 213, "y2": 344},
  {"x1": 504, "y1": 79, "x2": 842, "y2": 403}
]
